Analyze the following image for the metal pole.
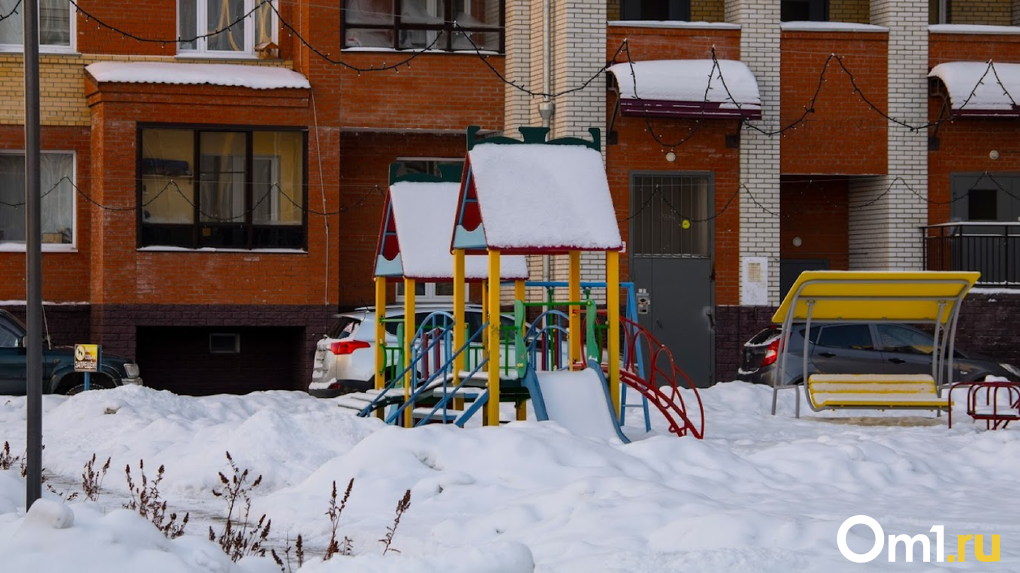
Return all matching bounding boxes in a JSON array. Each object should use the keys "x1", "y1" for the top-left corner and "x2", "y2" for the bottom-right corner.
[{"x1": 23, "y1": 0, "x2": 43, "y2": 509}]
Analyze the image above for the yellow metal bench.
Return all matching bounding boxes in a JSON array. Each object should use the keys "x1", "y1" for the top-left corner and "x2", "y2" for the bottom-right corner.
[{"x1": 806, "y1": 374, "x2": 950, "y2": 411}]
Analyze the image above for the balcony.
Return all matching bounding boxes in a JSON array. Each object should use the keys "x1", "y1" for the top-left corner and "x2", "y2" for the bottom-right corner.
[{"x1": 923, "y1": 223, "x2": 1020, "y2": 287}]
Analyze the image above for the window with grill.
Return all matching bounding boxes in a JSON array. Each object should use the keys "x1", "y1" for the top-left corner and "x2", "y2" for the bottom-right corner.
[{"x1": 630, "y1": 174, "x2": 711, "y2": 257}]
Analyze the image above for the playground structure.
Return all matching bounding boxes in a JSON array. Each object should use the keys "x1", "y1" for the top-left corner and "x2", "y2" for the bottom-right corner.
[
  {"x1": 770, "y1": 270, "x2": 980, "y2": 418},
  {"x1": 341, "y1": 126, "x2": 704, "y2": 440}
]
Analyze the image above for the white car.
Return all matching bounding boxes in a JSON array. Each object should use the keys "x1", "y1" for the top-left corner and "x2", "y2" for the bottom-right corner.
[{"x1": 309, "y1": 304, "x2": 522, "y2": 398}]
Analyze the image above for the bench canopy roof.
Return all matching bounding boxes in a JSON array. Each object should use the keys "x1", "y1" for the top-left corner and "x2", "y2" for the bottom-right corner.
[{"x1": 772, "y1": 271, "x2": 980, "y2": 326}]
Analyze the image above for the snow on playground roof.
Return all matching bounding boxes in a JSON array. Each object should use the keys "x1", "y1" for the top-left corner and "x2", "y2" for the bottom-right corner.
[
  {"x1": 928, "y1": 61, "x2": 1020, "y2": 116},
  {"x1": 389, "y1": 181, "x2": 528, "y2": 280},
  {"x1": 466, "y1": 143, "x2": 622, "y2": 252},
  {"x1": 607, "y1": 59, "x2": 761, "y2": 119},
  {"x1": 85, "y1": 62, "x2": 311, "y2": 90}
]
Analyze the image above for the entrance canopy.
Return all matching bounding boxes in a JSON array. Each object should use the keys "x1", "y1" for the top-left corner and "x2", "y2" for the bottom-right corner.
[
  {"x1": 375, "y1": 180, "x2": 528, "y2": 280},
  {"x1": 453, "y1": 127, "x2": 623, "y2": 255},
  {"x1": 607, "y1": 59, "x2": 762, "y2": 120},
  {"x1": 772, "y1": 270, "x2": 980, "y2": 326},
  {"x1": 929, "y1": 61, "x2": 1020, "y2": 117}
]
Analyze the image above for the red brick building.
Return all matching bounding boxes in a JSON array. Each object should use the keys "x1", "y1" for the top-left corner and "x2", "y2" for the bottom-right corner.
[{"x1": 1, "y1": 0, "x2": 1019, "y2": 393}]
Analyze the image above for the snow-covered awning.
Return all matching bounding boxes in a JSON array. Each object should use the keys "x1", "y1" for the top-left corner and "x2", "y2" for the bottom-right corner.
[
  {"x1": 929, "y1": 61, "x2": 1020, "y2": 117},
  {"x1": 376, "y1": 181, "x2": 529, "y2": 280},
  {"x1": 453, "y1": 141, "x2": 623, "y2": 254},
  {"x1": 607, "y1": 59, "x2": 761, "y2": 120},
  {"x1": 85, "y1": 62, "x2": 311, "y2": 90}
]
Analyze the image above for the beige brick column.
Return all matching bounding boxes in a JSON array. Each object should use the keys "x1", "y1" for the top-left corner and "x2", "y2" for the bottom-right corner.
[
  {"x1": 849, "y1": 1, "x2": 928, "y2": 270},
  {"x1": 728, "y1": 0, "x2": 781, "y2": 305}
]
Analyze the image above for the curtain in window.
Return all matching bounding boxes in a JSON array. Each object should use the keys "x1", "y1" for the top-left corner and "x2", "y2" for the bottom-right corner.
[
  {"x1": 253, "y1": 132, "x2": 302, "y2": 225},
  {"x1": 179, "y1": 0, "x2": 198, "y2": 50},
  {"x1": 345, "y1": 0, "x2": 394, "y2": 47},
  {"x1": 255, "y1": 0, "x2": 273, "y2": 45},
  {"x1": 0, "y1": 0, "x2": 69, "y2": 46},
  {"x1": 141, "y1": 129, "x2": 195, "y2": 224},
  {"x1": 0, "y1": 154, "x2": 73, "y2": 244},
  {"x1": 199, "y1": 133, "x2": 246, "y2": 222},
  {"x1": 39, "y1": 0, "x2": 69, "y2": 46},
  {"x1": 207, "y1": 0, "x2": 245, "y2": 51}
]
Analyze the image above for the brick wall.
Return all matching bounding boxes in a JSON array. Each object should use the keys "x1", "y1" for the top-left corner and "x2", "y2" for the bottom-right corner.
[
  {"x1": 692, "y1": 0, "x2": 726, "y2": 21},
  {"x1": 607, "y1": 26, "x2": 742, "y2": 304},
  {"x1": 337, "y1": 132, "x2": 469, "y2": 308},
  {"x1": 950, "y1": 0, "x2": 1012, "y2": 25},
  {"x1": 830, "y1": 0, "x2": 871, "y2": 23},
  {"x1": 0, "y1": 125, "x2": 92, "y2": 303},
  {"x1": 780, "y1": 178, "x2": 850, "y2": 269},
  {"x1": 0, "y1": 304, "x2": 91, "y2": 348},
  {"x1": 729, "y1": 0, "x2": 782, "y2": 304},
  {"x1": 780, "y1": 31, "x2": 888, "y2": 175},
  {"x1": 715, "y1": 304, "x2": 775, "y2": 381},
  {"x1": 928, "y1": 33, "x2": 1020, "y2": 223}
]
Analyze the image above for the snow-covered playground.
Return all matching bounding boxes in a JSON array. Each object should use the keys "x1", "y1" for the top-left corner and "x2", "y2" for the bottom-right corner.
[{"x1": 1, "y1": 381, "x2": 1017, "y2": 572}]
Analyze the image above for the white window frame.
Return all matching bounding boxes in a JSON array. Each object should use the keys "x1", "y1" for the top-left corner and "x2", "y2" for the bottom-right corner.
[
  {"x1": 177, "y1": 0, "x2": 277, "y2": 58},
  {"x1": 395, "y1": 281, "x2": 464, "y2": 303},
  {"x1": 0, "y1": 150, "x2": 77, "y2": 252},
  {"x1": 0, "y1": 0, "x2": 76, "y2": 54}
]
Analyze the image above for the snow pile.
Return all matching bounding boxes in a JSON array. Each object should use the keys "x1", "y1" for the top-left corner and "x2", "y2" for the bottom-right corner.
[
  {"x1": 388, "y1": 182, "x2": 529, "y2": 280},
  {"x1": 608, "y1": 59, "x2": 761, "y2": 109},
  {"x1": 467, "y1": 144, "x2": 622, "y2": 252},
  {"x1": 929, "y1": 61, "x2": 1020, "y2": 113},
  {"x1": 0, "y1": 381, "x2": 1019, "y2": 571},
  {"x1": 86, "y1": 62, "x2": 311, "y2": 90}
]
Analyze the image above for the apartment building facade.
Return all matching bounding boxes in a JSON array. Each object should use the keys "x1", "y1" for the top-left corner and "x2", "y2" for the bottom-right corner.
[{"x1": 0, "y1": 0, "x2": 1017, "y2": 393}]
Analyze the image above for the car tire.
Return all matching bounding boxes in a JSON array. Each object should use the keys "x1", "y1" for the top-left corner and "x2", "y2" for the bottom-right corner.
[{"x1": 61, "y1": 375, "x2": 114, "y2": 395}]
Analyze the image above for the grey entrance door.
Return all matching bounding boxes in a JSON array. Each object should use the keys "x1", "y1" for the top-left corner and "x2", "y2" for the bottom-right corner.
[{"x1": 630, "y1": 173, "x2": 715, "y2": 388}]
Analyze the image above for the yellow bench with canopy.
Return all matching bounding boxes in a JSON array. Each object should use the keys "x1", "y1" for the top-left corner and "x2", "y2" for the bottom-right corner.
[{"x1": 769, "y1": 271, "x2": 980, "y2": 417}]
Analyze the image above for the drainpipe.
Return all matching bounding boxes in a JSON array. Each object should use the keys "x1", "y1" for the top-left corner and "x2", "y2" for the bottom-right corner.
[{"x1": 538, "y1": 0, "x2": 555, "y2": 302}]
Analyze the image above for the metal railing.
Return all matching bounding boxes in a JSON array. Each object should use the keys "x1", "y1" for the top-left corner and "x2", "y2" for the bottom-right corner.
[{"x1": 922, "y1": 222, "x2": 1020, "y2": 286}]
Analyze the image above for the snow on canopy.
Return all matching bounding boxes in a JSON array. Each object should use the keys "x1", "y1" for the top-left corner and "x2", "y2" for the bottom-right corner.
[
  {"x1": 466, "y1": 143, "x2": 622, "y2": 252},
  {"x1": 928, "y1": 61, "x2": 1020, "y2": 115},
  {"x1": 390, "y1": 181, "x2": 529, "y2": 280},
  {"x1": 607, "y1": 59, "x2": 761, "y2": 109},
  {"x1": 85, "y1": 62, "x2": 311, "y2": 90}
]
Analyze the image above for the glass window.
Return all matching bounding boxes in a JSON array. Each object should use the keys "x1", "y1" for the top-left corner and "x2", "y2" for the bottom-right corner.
[
  {"x1": 968, "y1": 189, "x2": 997, "y2": 221},
  {"x1": 619, "y1": 0, "x2": 690, "y2": 21},
  {"x1": 781, "y1": 0, "x2": 828, "y2": 22},
  {"x1": 0, "y1": 0, "x2": 72, "y2": 50},
  {"x1": 815, "y1": 325, "x2": 873, "y2": 350},
  {"x1": 328, "y1": 317, "x2": 360, "y2": 339},
  {"x1": 0, "y1": 324, "x2": 18, "y2": 347},
  {"x1": 395, "y1": 281, "x2": 464, "y2": 301},
  {"x1": 877, "y1": 325, "x2": 935, "y2": 355},
  {"x1": 343, "y1": 0, "x2": 504, "y2": 52},
  {"x1": 0, "y1": 152, "x2": 75, "y2": 247},
  {"x1": 139, "y1": 127, "x2": 306, "y2": 250},
  {"x1": 179, "y1": 0, "x2": 275, "y2": 55}
]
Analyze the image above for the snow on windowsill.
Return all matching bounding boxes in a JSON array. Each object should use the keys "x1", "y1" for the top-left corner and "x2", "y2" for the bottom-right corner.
[
  {"x1": 0, "y1": 300, "x2": 89, "y2": 306},
  {"x1": 608, "y1": 20, "x2": 740, "y2": 30},
  {"x1": 0, "y1": 45, "x2": 78, "y2": 55},
  {"x1": 930, "y1": 24, "x2": 1020, "y2": 35},
  {"x1": 781, "y1": 21, "x2": 888, "y2": 33},
  {"x1": 173, "y1": 52, "x2": 262, "y2": 61},
  {"x1": 970, "y1": 287, "x2": 1020, "y2": 295},
  {"x1": 341, "y1": 46, "x2": 501, "y2": 56},
  {"x1": 137, "y1": 246, "x2": 307, "y2": 254},
  {"x1": 86, "y1": 61, "x2": 311, "y2": 90},
  {"x1": 0, "y1": 243, "x2": 76, "y2": 253}
]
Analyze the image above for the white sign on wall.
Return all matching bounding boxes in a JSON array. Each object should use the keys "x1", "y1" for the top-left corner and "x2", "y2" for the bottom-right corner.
[{"x1": 741, "y1": 257, "x2": 769, "y2": 306}]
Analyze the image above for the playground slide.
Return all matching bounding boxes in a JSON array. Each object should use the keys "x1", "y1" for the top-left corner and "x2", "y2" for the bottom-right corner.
[{"x1": 523, "y1": 360, "x2": 630, "y2": 443}]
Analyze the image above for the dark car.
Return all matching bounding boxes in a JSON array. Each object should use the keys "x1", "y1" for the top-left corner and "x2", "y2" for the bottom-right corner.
[
  {"x1": 0, "y1": 310, "x2": 142, "y2": 395},
  {"x1": 736, "y1": 322, "x2": 1020, "y2": 386}
]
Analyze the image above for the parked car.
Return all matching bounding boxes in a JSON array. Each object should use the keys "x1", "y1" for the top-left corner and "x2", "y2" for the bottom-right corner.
[
  {"x1": 736, "y1": 322, "x2": 1020, "y2": 386},
  {"x1": 0, "y1": 310, "x2": 142, "y2": 395},
  {"x1": 309, "y1": 304, "x2": 521, "y2": 398}
]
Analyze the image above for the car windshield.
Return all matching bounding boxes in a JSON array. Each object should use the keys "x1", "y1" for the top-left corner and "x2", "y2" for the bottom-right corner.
[{"x1": 328, "y1": 317, "x2": 360, "y2": 339}]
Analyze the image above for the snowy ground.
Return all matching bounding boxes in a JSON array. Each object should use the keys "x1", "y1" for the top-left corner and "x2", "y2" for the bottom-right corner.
[{"x1": 0, "y1": 382, "x2": 1018, "y2": 572}]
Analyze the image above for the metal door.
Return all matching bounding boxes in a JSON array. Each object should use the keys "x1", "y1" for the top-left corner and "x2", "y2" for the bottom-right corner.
[{"x1": 630, "y1": 173, "x2": 714, "y2": 388}]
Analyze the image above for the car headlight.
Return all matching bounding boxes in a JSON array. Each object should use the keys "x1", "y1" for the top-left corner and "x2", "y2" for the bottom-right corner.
[
  {"x1": 1000, "y1": 363, "x2": 1020, "y2": 379},
  {"x1": 123, "y1": 363, "x2": 140, "y2": 378}
]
